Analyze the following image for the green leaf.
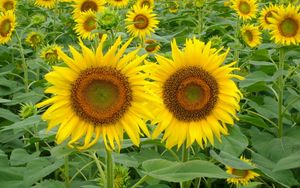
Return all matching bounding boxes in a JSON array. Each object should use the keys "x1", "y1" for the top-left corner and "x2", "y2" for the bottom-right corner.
[
  {"x1": 32, "y1": 180, "x2": 66, "y2": 188},
  {"x1": 214, "y1": 125, "x2": 248, "y2": 156},
  {"x1": 273, "y1": 151, "x2": 300, "y2": 172},
  {"x1": 210, "y1": 150, "x2": 255, "y2": 170},
  {"x1": 238, "y1": 114, "x2": 272, "y2": 132},
  {"x1": 0, "y1": 108, "x2": 20, "y2": 122},
  {"x1": 1, "y1": 115, "x2": 41, "y2": 132},
  {"x1": 24, "y1": 158, "x2": 64, "y2": 187},
  {"x1": 142, "y1": 159, "x2": 230, "y2": 182},
  {"x1": 10, "y1": 148, "x2": 40, "y2": 166},
  {"x1": 252, "y1": 152, "x2": 298, "y2": 187},
  {"x1": 240, "y1": 71, "x2": 274, "y2": 88}
]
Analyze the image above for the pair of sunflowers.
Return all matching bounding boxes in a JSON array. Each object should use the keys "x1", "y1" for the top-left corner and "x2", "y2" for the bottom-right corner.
[{"x1": 37, "y1": 35, "x2": 242, "y2": 151}]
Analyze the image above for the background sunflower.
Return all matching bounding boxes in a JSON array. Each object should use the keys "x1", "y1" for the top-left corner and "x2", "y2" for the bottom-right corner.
[
  {"x1": 0, "y1": 10, "x2": 16, "y2": 44},
  {"x1": 35, "y1": 0, "x2": 57, "y2": 9},
  {"x1": 230, "y1": 0, "x2": 257, "y2": 20},
  {"x1": 241, "y1": 24, "x2": 261, "y2": 47}
]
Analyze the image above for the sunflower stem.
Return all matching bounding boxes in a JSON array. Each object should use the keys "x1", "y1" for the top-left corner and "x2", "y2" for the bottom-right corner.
[
  {"x1": 106, "y1": 149, "x2": 114, "y2": 188},
  {"x1": 234, "y1": 17, "x2": 240, "y2": 66},
  {"x1": 131, "y1": 175, "x2": 150, "y2": 188},
  {"x1": 15, "y1": 31, "x2": 29, "y2": 93},
  {"x1": 91, "y1": 152, "x2": 106, "y2": 186},
  {"x1": 64, "y1": 155, "x2": 71, "y2": 188},
  {"x1": 181, "y1": 143, "x2": 190, "y2": 188},
  {"x1": 277, "y1": 47, "x2": 285, "y2": 138}
]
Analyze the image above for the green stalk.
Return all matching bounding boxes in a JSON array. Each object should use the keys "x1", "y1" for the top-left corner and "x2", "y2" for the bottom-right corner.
[
  {"x1": 278, "y1": 48, "x2": 285, "y2": 137},
  {"x1": 234, "y1": 17, "x2": 240, "y2": 66},
  {"x1": 106, "y1": 149, "x2": 114, "y2": 188},
  {"x1": 181, "y1": 143, "x2": 190, "y2": 188},
  {"x1": 91, "y1": 152, "x2": 106, "y2": 186},
  {"x1": 15, "y1": 31, "x2": 29, "y2": 93},
  {"x1": 131, "y1": 175, "x2": 150, "y2": 188},
  {"x1": 64, "y1": 155, "x2": 71, "y2": 188}
]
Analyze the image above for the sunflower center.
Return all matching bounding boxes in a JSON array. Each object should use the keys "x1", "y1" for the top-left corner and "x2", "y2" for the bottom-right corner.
[
  {"x1": 279, "y1": 17, "x2": 298, "y2": 37},
  {"x1": 163, "y1": 66, "x2": 219, "y2": 122},
  {"x1": 238, "y1": 1, "x2": 250, "y2": 14},
  {"x1": 84, "y1": 17, "x2": 97, "y2": 31},
  {"x1": 81, "y1": 0, "x2": 98, "y2": 12},
  {"x1": 71, "y1": 67, "x2": 132, "y2": 125},
  {"x1": 3, "y1": 1, "x2": 14, "y2": 11},
  {"x1": 232, "y1": 169, "x2": 249, "y2": 178},
  {"x1": 134, "y1": 14, "x2": 149, "y2": 29},
  {"x1": 244, "y1": 30, "x2": 253, "y2": 42},
  {"x1": 264, "y1": 10, "x2": 275, "y2": 25},
  {"x1": 0, "y1": 19, "x2": 12, "y2": 37},
  {"x1": 141, "y1": 0, "x2": 151, "y2": 7}
]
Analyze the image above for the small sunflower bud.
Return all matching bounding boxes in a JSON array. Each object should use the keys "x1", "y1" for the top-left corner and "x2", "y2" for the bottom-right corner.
[
  {"x1": 99, "y1": 9, "x2": 119, "y2": 30},
  {"x1": 19, "y1": 103, "x2": 37, "y2": 119},
  {"x1": 32, "y1": 14, "x2": 47, "y2": 25},
  {"x1": 40, "y1": 44, "x2": 62, "y2": 65},
  {"x1": 99, "y1": 165, "x2": 129, "y2": 188}
]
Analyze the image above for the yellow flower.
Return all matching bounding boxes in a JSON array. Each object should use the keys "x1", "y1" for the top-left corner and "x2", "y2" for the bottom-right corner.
[
  {"x1": 40, "y1": 44, "x2": 62, "y2": 65},
  {"x1": 269, "y1": 4, "x2": 300, "y2": 45},
  {"x1": 168, "y1": 2, "x2": 179, "y2": 13},
  {"x1": 107, "y1": 0, "x2": 129, "y2": 8},
  {"x1": 0, "y1": 0, "x2": 16, "y2": 12},
  {"x1": 230, "y1": 0, "x2": 257, "y2": 20},
  {"x1": 25, "y1": 31, "x2": 43, "y2": 48},
  {"x1": 36, "y1": 35, "x2": 151, "y2": 150},
  {"x1": 74, "y1": 10, "x2": 97, "y2": 40},
  {"x1": 136, "y1": 0, "x2": 154, "y2": 9},
  {"x1": 259, "y1": 4, "x2": 279, "y2": 30},
  {"x1": 241, "y1": 24, "x2": 261, "y2": 48},
  {"x1": 144, "y1": 39, "x2": 160, "y2": 53},
  {"x1": 0, "y1": 10, "x2": 16, "y2": 44},
  {"x1": 73, "y1": 0, "x2": 105, "y2": 18},
  {"x1": 35, "y1": 0, "x2": 57, "y2": 9},
  {"x1": 126, "y1": 5, "x2": 159, "y2": 39},
  {"x1": 226, "y1": 156, "x2": 260, "y2": 186},
  {"x1": 149, "y1": 38, "x2": 243, "y2": 149}
]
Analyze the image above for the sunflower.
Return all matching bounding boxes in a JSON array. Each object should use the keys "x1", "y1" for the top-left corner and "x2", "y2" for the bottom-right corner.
[
  {"x1": 259, "y1": 4, "x2": 279, "y2": 30},
  {"x1": 149, "y1": 38, "x2": 242, "y2": 149},
  {"x1": 241, "y1": 24, "x2": 261, "y2": 48},
  {"x1": 74, "y1": 10, "x2": 97, "y2": 40},
  {"x1": 0, "y1": 11, "x2": 16, "y2": 44},
  {"x1": 126, "y1": 5, "x2": 159, "y2": 39},
  {"x1": 107, "y1": 0, "x2": 129, "y2": 8},
  {"x1": 269, "y1": 4, "x2": 300, "y2": 45},
  {"x1": 36, "y1": 35, "x2": 151, "y2": 150},
  {"x1": 35, "y1": 0, "x2": 57, "y2": 9},
  {"x1": 40, "y1": 44, "x2": 62, "y2": 65},
  {"x1": 25, "y1": 31, "x2": 44, "y2": 49},
  {"x1": 230, "y1": 0, "x2": 257, "y2": 20},
  {"x1": 168, "y1": 2, "x2": 179, "y2": 13},
  {"x1": 144, "y1": 39, "x2": 160, "y2": 53},
  {"x1": 73, "y1": 0, "x2": 105, "y2": 18},
  {"x1": 0, "y1": 0, "x2": 16, "y2": 12},
  {"x1": 226, "y1": 156, "x2": 260, "y2": 186},
  {"x1": 136, "y1": 0, "x2": 154, "y2": 9}
]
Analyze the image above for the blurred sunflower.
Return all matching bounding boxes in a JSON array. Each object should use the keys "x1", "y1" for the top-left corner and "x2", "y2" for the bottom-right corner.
[
  {"x1": 241, "y1": 24, "x2": 261, "y2": 48},
  {"x1": 126, "y1": 5, "x2": 159, "y2": 39},
  {"x1": 259, "y1": 4, "x2": 279, "y2": 30},
  {"x1": 73, "y1": 0, "x2": 105, "y2": 18},
  {"x1": 35, "y1": 0, "x2": 57, "y2": 9},
  {"x1": 136, "y1": 0, "x2": 154, "y2": 9},
  {"x1": 226, "y1": 156, "x2": 260, "y2": 186},
  {"x1": 0, "y1": 10, "x2": 16, "y2": 44},
  {"x1": 269, "y1": 4, "x2": 300, "y2": 45},
  {"x1": 37, "y1": 35, "x2": 151, "y2": 150},
  {"x1": 107, "y1": 0, "x2": 129, "y2": 8},
  {"x1": 230, "y1": 0, "x2": 257, "y2": 20},
  {"x1": 25, "y1": 31, "x2": 44, "y2": 49},
  {"x1": 168, "y1": 2, "x2": 179, "y2": 13},
  {"x1": 144, "y1": 39, "x2": 160, "y2": 53},
  {"x1": 0, "y1": 0, "x2": 16, "y2": 12},
  {"x1": 149, "y1": 38, "x2": 243, "y2": 149},
  {"x1": 40, "y1": 44, "x2": 62, "y2": 65},
  {"x1": 74, "y1": 10, "x2": 97, "y2": 40}
]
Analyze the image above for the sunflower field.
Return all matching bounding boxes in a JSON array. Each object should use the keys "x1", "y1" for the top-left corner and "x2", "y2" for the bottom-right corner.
[{"x1": 1, "y1": 0, "x2": 300, "y2": 187}]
